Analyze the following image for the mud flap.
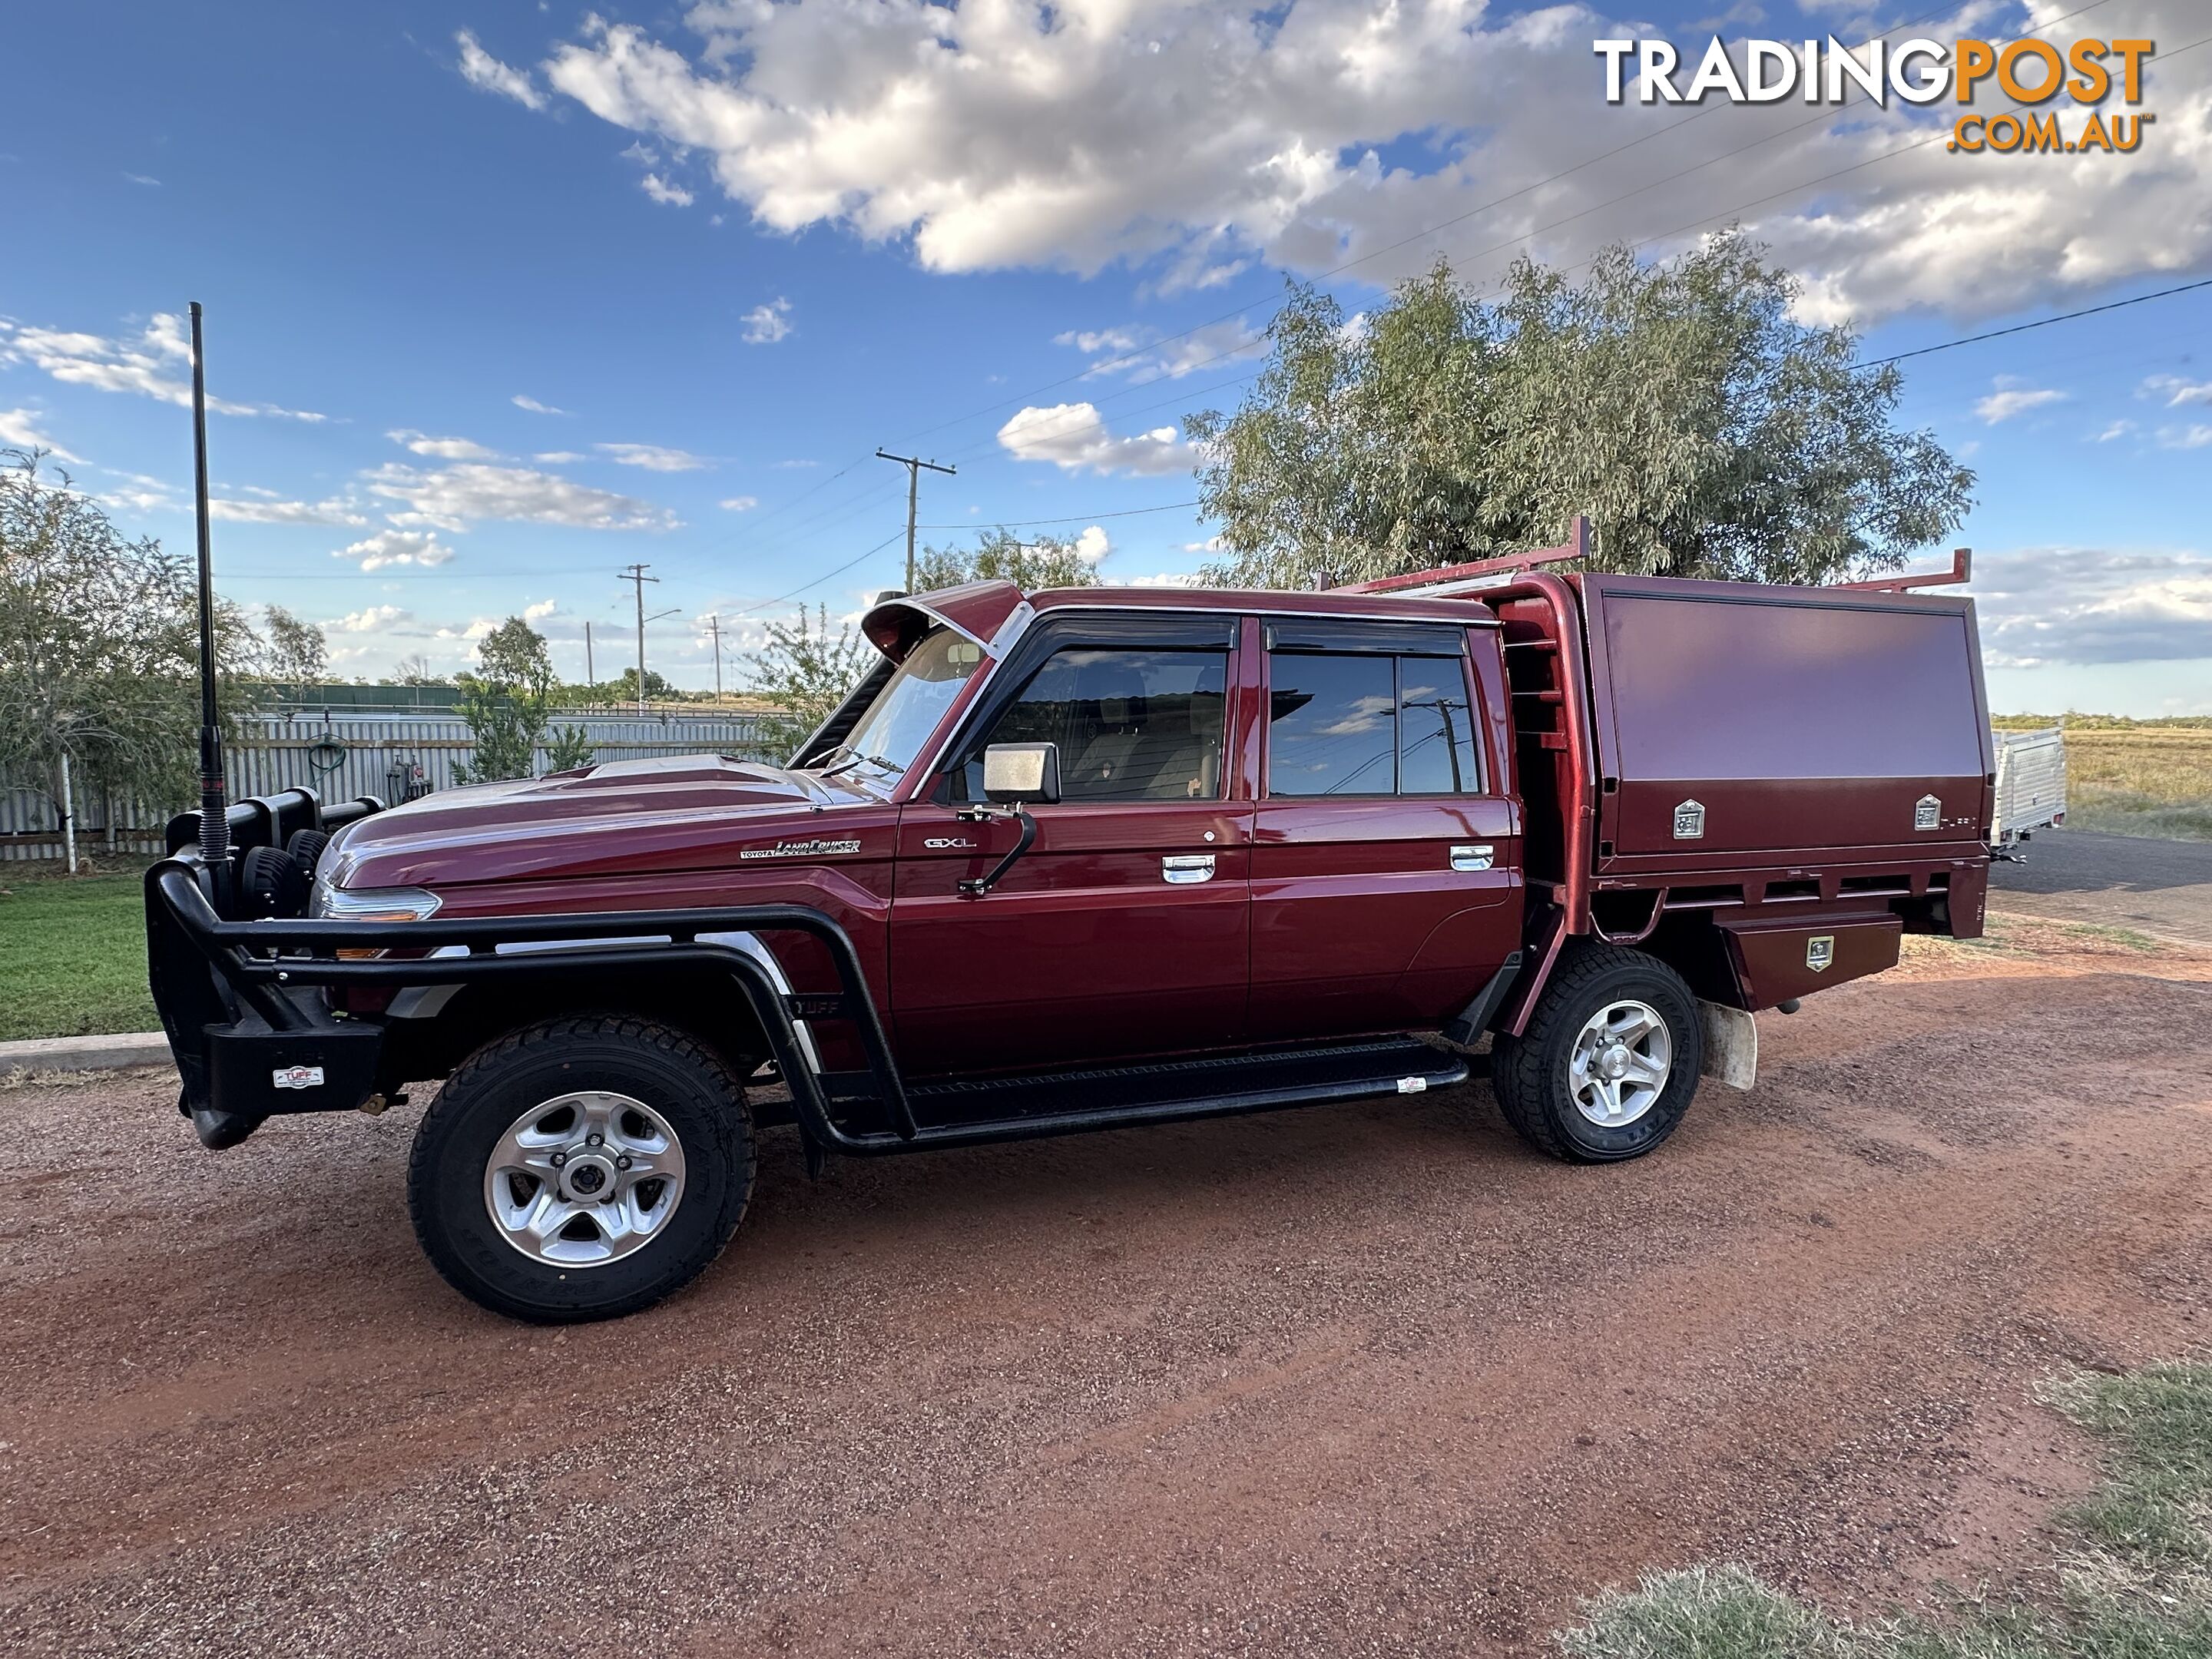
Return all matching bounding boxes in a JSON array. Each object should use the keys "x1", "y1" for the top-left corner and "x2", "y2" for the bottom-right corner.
[{"x1": 1699, "y1": 1001, "x2": 1758, "y2": 1091}]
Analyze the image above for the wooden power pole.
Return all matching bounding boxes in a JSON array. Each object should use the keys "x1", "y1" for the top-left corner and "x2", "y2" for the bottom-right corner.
[
  {"x1": 876, "y1": 449, "x2": 955, "y2": 594},
  {"x1": 618, "y1": 564, "x2": 676, "y2": 712}
]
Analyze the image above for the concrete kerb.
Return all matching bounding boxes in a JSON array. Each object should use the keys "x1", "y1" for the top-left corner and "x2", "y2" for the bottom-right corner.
[{"x1": 0, "y1": 1031, "x2": 174, "y2": 1078}]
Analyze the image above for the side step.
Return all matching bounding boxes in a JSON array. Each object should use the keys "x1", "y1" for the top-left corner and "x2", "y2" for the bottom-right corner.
[{"x1": 863, "y1": 1038, "x2": 1471, "y2": 1151}]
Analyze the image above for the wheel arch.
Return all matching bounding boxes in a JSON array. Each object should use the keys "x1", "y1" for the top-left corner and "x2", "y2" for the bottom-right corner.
[{"x1": 378, "y1": 956, "x2": 781, "y2": 1104}]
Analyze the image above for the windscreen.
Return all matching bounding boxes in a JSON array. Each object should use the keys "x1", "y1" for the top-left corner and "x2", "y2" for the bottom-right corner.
[{"x1": 832, "y1": 626, "x2": 986, "y2": 780}]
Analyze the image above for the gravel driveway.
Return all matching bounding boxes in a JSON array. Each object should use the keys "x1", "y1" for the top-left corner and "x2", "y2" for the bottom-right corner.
[{"x1": 5, "y1": 922, "x2": 2210, "y2": 1657}]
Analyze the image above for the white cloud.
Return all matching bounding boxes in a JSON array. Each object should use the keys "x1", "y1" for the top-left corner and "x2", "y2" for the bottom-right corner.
[
  {"x1": 522, "y1": 598, "x2": 561, "y2": 621},
  {"x1": 457, "y1": 29, "x2": 546, "y2": 111},
  {"x1": 512, "y1": 394, "x2": 570, "y2": 415},
  {"x1": 0, "y1": 313, "x2": 323, "y2": 419},
  {"x1": 518, "y1": 3, "x2": 2209, "y2": 324},
  {"x1": 1055, "y1": 326, "x2": 1144, "y2": 355},
  {"x1": 773, "y1": 458, "x2": 816, "y2": 469},
  {"x1": 0, "y1": 408, "x2": 81, "y2": 461},
  {"x1": 388, "y1": 428, "x2": 502, "y2": 461},
  {"x1": 2094, "y1": 420, "x2": 2137, "y2": 444},
  {"x1": 997, "y1": 402, "x2": 1194, "y2": 476},
  {"x1": 365, "y1": 461, "x2": 679, "y2": 532},
  {"x1": 1183, "y1": 535, "x2": 1225, "y2": 554},
  {"x1": 2144, "y1": 374, "x2": 2212, "y2": 408},
  {"x1": 1073, "y1": 525, "x2": 1111, "y2": 565},
  {"x1": 640, "y1": 172, "x2": 694, "y2": 207},
  {"x1": 533, "y1": 450, "x2": 587, "y2": 463},
  {"x1": 1062, "y1": 317, "x2": 1267, "y2": 382},
  {"x1": 1976, "y1": 547, "x2": 2212, "y2": 667},
  {"x1": 331, "y1": 529, "x2": 457, "y2": 571},
  {"x1": 720, "y1": 495, "x2": 759, "y2": 512},
  {"x1": 2159, "y1": 424, "x2": 2212, "y2": 450},
  {"x1": 598, "y1": 442, "x2": 710, "y2": 472},
  {"x1": 1974, "y1": 380, "x2": 2068, "y2": 425},
  {"x1": 327, "y1": 604, "x2": 413, "y2": 634},
  {"x1": 740, "y1": 297, "x2": 792, "y2": 344},
  {"x1": 210, "y1": 495, "x2": 367, "y2": 526},
  {"x1": 1121, "y1": 571, "x2": 1206, "y2": 588}
]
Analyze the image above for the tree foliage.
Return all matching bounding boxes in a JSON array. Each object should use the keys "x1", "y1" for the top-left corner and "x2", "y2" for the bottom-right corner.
[
  {"x1": 0, "y1": 450, "x2": 257, "y2": 821},
  {"x1": 452, "y1": 615, "x2": 592, "y2": 783},
  {"x1": 608, "y1": 666, "x2": 684, "y2": 704},
  {"x1": 260, "y1": 604, "x2": 329, "y2": 684},
  {"x1": 915, "y1": 527, "x2": 1104, "y2": 592},
  {"x1": 382, "y1": 653, "x2": 449, "y2": 687},
  {"x1": 744, "y1": 604, "x2": 870, "y2": 752},
  {"x1": 1188, "y1": 233, "x2": 1975, "y2": 588}
]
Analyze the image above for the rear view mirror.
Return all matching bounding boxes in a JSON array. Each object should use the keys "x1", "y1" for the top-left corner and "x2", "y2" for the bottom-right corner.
[{"x1": 982, "y1": 742, "x2": 1061, "y2": 805}]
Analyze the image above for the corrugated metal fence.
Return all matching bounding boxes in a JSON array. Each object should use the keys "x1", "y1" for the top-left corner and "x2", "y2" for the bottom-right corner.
[{"x1": 2, "y1": 707, "x2": 783, "y2": 861}]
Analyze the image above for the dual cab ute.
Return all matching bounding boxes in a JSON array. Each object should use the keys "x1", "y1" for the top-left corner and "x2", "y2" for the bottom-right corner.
[{"x1": 147, "y1": 542, "x2": 1996, "y2": 1322}]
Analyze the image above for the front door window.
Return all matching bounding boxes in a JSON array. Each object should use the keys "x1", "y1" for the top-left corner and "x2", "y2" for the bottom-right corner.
[{"x1": 953, "y1": 646, "x2": 1230, "y2": 803}]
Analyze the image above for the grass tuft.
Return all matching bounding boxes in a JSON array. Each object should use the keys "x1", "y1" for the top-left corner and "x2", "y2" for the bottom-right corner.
[
  {"x1": 1558, "y1": 1564, "x2": 1850, "y2": 1659},
  {"x1": 2041, "y1": 1365, "x2": 2212, "y2": 1566},
  {"x1": 1556, "y1": 1365, "x2": 2212, "y2": 1659}
]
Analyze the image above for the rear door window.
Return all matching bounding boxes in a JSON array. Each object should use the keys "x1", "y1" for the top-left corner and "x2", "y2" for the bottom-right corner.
[{"x1": 1267, "y1": 643, "x2": 1480, "y2": 797}]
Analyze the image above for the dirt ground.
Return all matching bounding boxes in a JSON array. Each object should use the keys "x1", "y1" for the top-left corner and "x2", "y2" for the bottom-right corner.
[{"x1": 4, "y1": 917, "x2": 2210, "y2": 1657}]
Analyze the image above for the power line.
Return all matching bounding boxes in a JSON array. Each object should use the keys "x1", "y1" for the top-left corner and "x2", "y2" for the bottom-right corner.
[
  {"x1": 664, "y1": 2, "x2": 2001, "y2": 567},
  {"x1": 1859, "y1": 276, "x2": 2212, "y2": 369},
  {"x1": 732, "y1": 528, "x2": 907, "y2": 615},
  {"x1": 673, "y1": 5, "x2": 2119, "y2": 578},
  {"x1": 915, "y1": 501, "x2": 1201, "y2": 530},
  {"x1": 890, "y1": 0, "x2": 2074, "y2": 449}
]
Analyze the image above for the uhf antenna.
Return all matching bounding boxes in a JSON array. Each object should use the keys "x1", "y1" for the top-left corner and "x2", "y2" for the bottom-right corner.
[{"x1": 188, "y1": 302, "x2": 230, "y2": 902}]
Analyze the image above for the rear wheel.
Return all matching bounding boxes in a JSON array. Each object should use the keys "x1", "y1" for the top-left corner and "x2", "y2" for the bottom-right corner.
[
  {"x1": 1492, "y1": 945, "x2": 1704, "y2": 1163},
  {"x1": 409, "y1": 1015, "x2": 754, "y2": 1322}
]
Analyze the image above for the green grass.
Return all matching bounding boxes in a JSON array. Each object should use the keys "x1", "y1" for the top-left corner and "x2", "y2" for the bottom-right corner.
[
  {"x1": 0, "y1": 863, "x2": 157, "y2": 1041},
  {"x1": 1555, "y1": 1363, "x2": 2212, "y2": 1659}
]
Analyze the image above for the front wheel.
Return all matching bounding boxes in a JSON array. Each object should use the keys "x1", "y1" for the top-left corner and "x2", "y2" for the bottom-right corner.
[
  {"x1": 1491, "y1": 945, "x2": 1704, "y2": 1163},
  {"x1": 408, "y1": 1016, "x2": 755, "y2": 1323}
]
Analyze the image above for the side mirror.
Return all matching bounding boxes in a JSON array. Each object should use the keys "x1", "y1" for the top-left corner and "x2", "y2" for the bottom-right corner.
[{"x1": 982, "y1": 742, "x2": 1060, "y2": 805}]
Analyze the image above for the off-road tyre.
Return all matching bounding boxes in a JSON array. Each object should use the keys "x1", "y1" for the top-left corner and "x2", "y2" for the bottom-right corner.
[
  {"x1": 408, "y1": 1015, "x2": 756, "y2": 1323},
  {"x1": 1491, "y1": 944, "x2": 1704, "y2": 1164}
]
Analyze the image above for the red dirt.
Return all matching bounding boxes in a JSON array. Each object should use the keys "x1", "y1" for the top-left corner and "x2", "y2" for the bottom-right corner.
[{"x1": 2, "y1": 916, "x2": 2208, "y2": 1657}]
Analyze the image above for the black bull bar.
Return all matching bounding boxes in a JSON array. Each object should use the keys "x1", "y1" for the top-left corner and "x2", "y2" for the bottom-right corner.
[{"x1": 145, "y1": 855, "x2": 917, "y2": 1153}]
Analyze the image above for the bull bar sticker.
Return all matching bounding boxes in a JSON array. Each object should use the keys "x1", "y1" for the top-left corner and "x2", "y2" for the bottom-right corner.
[
  {"x1": 273, "y1": 1065, "x2": 325, "y2": 1090},
  {"x1": 1672, "y1": 800, "x2": 1705, "y2": 839},
  {"x1": 1806, "y1": 935, "x2": 1836, "y2": 972},
  {"x1": 1915, "y1": 794, "x2": 1941, "y2": 831}
]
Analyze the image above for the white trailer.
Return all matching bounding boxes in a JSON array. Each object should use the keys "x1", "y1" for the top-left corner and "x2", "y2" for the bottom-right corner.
[{"x1": 1991, "y1": 726, "x2": 2068, "y2": 847}]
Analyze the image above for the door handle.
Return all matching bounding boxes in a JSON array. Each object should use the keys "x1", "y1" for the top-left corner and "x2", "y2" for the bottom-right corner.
[
  {"x1": 1162, "y1": 854, "x2": 1216, "y2": 885},
  {"x1": 1450, "y1": 844, "x2": 1494, "y2": 872}
]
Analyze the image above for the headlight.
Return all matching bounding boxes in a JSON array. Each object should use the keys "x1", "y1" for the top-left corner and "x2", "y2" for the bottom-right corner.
[
  {"x1": 310, "y1": 882, "x2": 442, "y2": 961},
  {"x1": 312, "y1": 876, "x2": 440, "y2": 929},
  {"x1": 312, "y1": 883, "x2": 443, "y2": 922}
]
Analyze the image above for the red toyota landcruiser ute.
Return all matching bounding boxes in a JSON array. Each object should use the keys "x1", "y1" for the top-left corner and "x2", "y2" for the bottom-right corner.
[{"x1": 146, "y1": 532, "x2": 1996, "y2": 1323}]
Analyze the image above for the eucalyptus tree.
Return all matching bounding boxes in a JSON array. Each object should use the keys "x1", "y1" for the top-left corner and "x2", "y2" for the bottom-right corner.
[
  {"x1": 914, "y1": 527, "x2": 1104, "y2": 593},
  {"x1": 1188, "y1": 232, "x2": 1973, "y2": 588},
  {"x1": 0, "y1": 450, "x2": 257, "y2": 855},
  {"x1": 453, "y1": 615, "x2": 592, "y2": 783}
]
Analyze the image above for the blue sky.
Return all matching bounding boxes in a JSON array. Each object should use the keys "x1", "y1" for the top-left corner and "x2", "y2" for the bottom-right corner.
[{"x1": 2, "y1": 1, "x2": 2207, "y2": 714}]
